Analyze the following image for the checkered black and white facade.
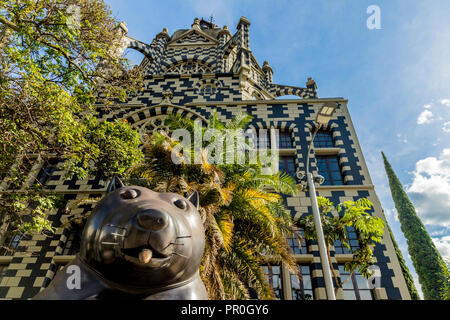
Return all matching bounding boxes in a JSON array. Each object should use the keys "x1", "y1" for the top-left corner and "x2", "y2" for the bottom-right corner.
[{"x1": 0, "y1": 17, "x2": 410, "y2": 300}]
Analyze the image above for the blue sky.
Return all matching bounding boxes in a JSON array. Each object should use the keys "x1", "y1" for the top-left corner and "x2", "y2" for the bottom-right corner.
[{"x1": 105, "y1": 0, "x2": 450, "y2": 297}]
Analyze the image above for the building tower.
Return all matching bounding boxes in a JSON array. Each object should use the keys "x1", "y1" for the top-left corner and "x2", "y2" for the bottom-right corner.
[{"x1": 0, "y1": 17, "x2": 411, "y2": 300}]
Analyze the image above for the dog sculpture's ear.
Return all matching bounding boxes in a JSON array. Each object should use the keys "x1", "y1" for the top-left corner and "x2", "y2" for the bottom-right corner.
[
  {"x1": 106, "y1": 176, "x2": 125, "y2": 194},
  {"x1": 186, "y1": 191, "x2": 199, "y2": 210}
]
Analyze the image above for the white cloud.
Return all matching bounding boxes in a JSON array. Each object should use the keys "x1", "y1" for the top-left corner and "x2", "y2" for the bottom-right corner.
[
  {"x1": 432, "y1": 236, "x2": 450, "y2": 260},
  {"x1": 407, "y1": 149, "x2": 450, "y2": 227},
  {"x1": 396, "y1": 133, "x2": 408, "y2": 144},
  {"x1": 417, "y1": 110, "x2": 434, "y2": 124},
  {"x1": 424, "y1": 104, "x2": 432, "y2": 109},
  {"x1": 385, "y1": 208, "x2": 399, "y2": 222},
  {"x1": 441, "y1": 99, "x2": 450, "y2": 107},
  {"x1": 431, "y1": 229, "x2": 447, "y2": 237},
  {"x1": 443, "y1": 122, "x2": 450, "y2": 133}
]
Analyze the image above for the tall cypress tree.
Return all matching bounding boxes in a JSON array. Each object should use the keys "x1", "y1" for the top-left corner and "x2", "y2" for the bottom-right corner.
[
  {"x1": 382, "y1": 152, "x2": 447, "y2": 300},
  {"x1": 386, "y1": 222, "x2": 420, "y2": 300}
]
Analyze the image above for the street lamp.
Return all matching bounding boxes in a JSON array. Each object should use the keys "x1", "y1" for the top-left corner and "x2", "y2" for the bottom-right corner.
[{"x1": 302, "y1": 101, "x2": 338, "y2": 300}]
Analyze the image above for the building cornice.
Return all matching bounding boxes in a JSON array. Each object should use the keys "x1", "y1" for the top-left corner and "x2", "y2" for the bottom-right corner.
[{"x1": 184, "y1": 97, "x2": 348, "y2": 106}]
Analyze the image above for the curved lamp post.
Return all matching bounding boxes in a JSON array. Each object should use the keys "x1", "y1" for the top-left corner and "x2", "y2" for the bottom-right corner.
[{"x1": 298, "y1": 102, "x2": 338, "y2": 300}]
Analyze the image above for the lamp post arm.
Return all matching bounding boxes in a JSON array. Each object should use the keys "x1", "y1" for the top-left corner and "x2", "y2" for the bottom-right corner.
[{"x1": 306, "y1": 123, "x2": 321, "y2": 175}]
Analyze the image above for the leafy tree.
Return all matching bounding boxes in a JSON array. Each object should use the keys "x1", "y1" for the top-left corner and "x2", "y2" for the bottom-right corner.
[
  {"x1": 0, "y1": 0, "x2": 143, "y2": 250},
  {"x1": 382, "y1": 152, "x2": 447, "y2": 300},
  {"x1": 298, "y1": 197, "x2": 385, "y2": 295},
  {"x1": 0, "y1": 117, "x2": 143, "y2": 252},
  {"x1": 127, "y1": 113, "x2": 300, "y2": 300},
  {"x1": 442, "y1": 260, "x2": 450, "y2": 300}
]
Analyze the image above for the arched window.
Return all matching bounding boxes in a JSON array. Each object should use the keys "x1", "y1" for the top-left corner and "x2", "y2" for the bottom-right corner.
[
  {"x1": 314, "y1": 130, "x2": 334, "y2": 148},
  {"x1": 200, "y1": 84, "x2": 216, "y2": 96},
  {"x1": 138, "y1": 115, "x2": 171, "y2": 144}
]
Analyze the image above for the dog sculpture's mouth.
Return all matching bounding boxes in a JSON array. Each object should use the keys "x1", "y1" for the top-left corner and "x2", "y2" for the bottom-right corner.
[{"x1": 121, "y1": 245, "x2": 170, "y2": 264}]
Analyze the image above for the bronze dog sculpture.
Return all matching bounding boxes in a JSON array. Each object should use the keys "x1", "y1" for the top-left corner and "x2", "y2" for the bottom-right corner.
[{"x1": 34, "y1": 178, "x2": 207, "y2": 300}]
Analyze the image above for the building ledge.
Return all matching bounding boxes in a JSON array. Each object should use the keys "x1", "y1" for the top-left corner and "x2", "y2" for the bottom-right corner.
[
  {"x1": 314, "y1": 148, "x2": 341, "y2": 155},
  {"x1": 315, "y1": 184, "x2": 375, "y2": 191},
  {"x1": 0, "y1": 256, "x2": 13, "y2": 264},
  {"x1": 53, "y1": 255, "x2": 76, "y2": 265},
  {"x1": 184, "y1": 97, "x2": 348, "y2": 106},
  {"x1": 291, "y1": 254, "x2": 314, "y2": 262},
  {"x1": 334, "y1": 254, "x2": 354, "y2": 262}
]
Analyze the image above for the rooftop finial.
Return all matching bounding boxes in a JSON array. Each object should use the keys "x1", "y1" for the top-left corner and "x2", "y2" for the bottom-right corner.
[{"x1": 192, "y1": 18, "x2": 200, "y2": 28}]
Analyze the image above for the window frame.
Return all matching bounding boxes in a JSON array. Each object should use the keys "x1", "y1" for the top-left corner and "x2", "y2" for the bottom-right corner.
[
  {"x1": 290, "y1": 264, "x2": 315, "y2": 300},
  {"x1": 334, "y1": 227, "x2": 360, "y2": 254},
  {"x1": 338, "y1": 264, "x2": 374, "y2": 300},
  {"x1": 261, "y1": 265, "x2": 284, "y2": 300},
  {"x1": 200, "y1": 84, "x2": 217, "y2": 96},
  {"x1": 314, "y1": 130, "x2": 334, "y2": 148},
  {"x1": 278, "y1": 131, "x2": 294, "y2": 149},
  {"x1": 279, "y1": 156, "x2": 296, "y2": 180},
  {"x1": 36, "y1": 158, "x2": 59, "y2": 186},
  {"x1": 287, "y1": 228, "x2": 308, "y2": 255},
  {"x1": 315, "y1": 155, "x2": 344, "y2": 186}
]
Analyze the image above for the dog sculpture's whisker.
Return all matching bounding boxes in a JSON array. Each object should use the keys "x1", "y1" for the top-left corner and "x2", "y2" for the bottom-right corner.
[
  {"x1": 107, "y1": 224, "x2": 127, "y2": 230},
  {"x1": 162, "y1": 242, "x2": 185, "y2": 251},
  {"x1": 172, "y1": 252, "x2": 188, "y2": 258},
  {"x1": 101, "y1": 242, "x2": 119, "y2": 245},
  {"x1": 176, "y1": 236, "x2": 192, "y2": 239},
  {"x1": 111, "y1": 232, "x2": 126, "y2": 237}
]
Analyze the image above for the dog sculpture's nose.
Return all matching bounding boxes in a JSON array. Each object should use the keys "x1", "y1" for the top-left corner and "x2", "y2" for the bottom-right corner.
[{"x1": 137, "y1": 209, "x2": 169, "y2": 231}]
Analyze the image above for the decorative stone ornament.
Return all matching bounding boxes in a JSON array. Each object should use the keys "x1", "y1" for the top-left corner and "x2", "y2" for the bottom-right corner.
[{"x1": 33, "y1": 178, "x2": 208, "y2": 300}]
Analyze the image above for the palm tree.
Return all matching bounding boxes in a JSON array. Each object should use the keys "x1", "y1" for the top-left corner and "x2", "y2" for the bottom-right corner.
[{"x1": 128, "y1": 112, "x2": 300, "y2": 299}]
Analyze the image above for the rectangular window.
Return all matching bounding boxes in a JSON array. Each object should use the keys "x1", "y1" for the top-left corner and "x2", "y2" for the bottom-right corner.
[
  {"x1": 0, "y1": 233, "x2": 22, "y2": 256},
  {"x1": 316, "y1": 155, "x2": 344, "y2": 185},
  {"x1": 334, "y1": 227, "x2": 359, "y2": 254},
  {"x1": 338, "y1": 264, "x2": 374, "y2": 300},
  {"x1": 278, "y1": 131, "x2": 293, "y2": 149},
  {"x1": 279, "y1": 156, "x2": 296, "y2": 180},
  {"x1": 290, "y1": 264, "x2": 314, "y2": 300},
  {"x1": 261, "y1": 265, "x2": 283, "y2": 300},
  {"x1": 253, "y1": 130, "x2": 294, "y2": 150},
  {"x1": 255, "y1": 132, "x2": 271, "y2": 149},
  {"x1": 314, "y1": 130, "x2": 334, "y2": 148},
  {"x1": 36, "y1": 159, "x2": 59, "y2": 186},
  {"x1": 287, "y1": 228, "x2": 308, "y2": 255}
]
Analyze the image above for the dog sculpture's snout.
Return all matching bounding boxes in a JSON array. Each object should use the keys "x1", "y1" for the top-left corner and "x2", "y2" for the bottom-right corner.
[{"x1": 137, "y1": 209, "x2": 169, "y2": 231}]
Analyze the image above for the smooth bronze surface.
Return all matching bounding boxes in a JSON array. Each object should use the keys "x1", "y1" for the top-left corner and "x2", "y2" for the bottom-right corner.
[{"x1": 33, "y1": 179, "x2": 207, "y2": 300}]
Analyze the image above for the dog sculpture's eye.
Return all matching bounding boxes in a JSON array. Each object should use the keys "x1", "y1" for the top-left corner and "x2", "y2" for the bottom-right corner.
[{"x1": 174, "y1": 199, "x2": 187, "y2": 210}]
